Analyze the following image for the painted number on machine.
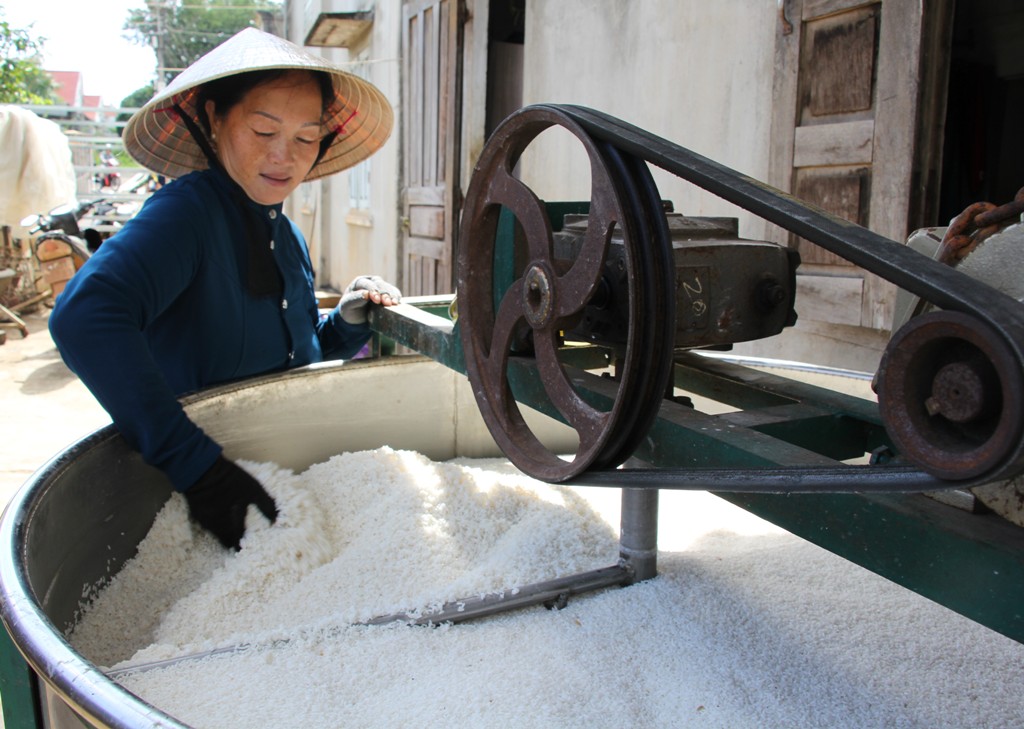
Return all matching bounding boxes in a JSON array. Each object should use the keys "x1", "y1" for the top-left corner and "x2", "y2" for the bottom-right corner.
[{"x1": 678, "y1": 267, "x2": 709, "y2": 331}]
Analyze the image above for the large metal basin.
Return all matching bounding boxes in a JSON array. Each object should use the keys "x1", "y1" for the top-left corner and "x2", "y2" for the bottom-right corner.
[{"x1": 0, "y1": 357, "x2": 573, "y2": 728}]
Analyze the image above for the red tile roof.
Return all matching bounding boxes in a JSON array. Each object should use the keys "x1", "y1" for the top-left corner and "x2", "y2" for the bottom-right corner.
[
  {"x1": 82, "y1": 94, "x2": 101, "y2": 120},
  {"x1": 49, "y1": 70, "x2": 83, "y2": 106}
]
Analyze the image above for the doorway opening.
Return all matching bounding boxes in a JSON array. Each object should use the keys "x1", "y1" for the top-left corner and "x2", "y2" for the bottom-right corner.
[
  {"x1": 938, "y1": 0, "x2": 1024, "y2": 223},
  {"x1": 486, "y1": 0, "x2": 525, "y2": 138}
]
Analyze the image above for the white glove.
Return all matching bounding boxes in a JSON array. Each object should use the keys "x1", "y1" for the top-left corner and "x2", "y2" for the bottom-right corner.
[{"x1": 338, "y1": 275, "x2": 402, "y2": 324}]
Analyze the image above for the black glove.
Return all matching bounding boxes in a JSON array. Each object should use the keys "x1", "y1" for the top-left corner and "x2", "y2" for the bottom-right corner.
[{"x1": 184, "y1": 455, "x2": 279, "y2": 550}]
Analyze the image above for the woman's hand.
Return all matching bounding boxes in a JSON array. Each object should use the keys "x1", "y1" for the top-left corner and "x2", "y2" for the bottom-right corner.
[
  {"x1": 339, "y1": 275, "x2": 403, "y2": 324},
  {"x1": 184, "y1": 456, "x2": 278, "y2": 550}
]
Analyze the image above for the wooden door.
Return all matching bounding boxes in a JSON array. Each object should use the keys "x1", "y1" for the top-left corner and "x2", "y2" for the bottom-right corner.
[
  {"x1": 401, "y1": 0, "x2": 464, "y2": 296},
  {"x1": 768, "y1": 0, "x2": 952, "y2": 331}
]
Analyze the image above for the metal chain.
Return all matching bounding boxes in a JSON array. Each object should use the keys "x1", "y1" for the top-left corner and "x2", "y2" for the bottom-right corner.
[{"x1": 937, "y1": 186, "x2": 1024, "y2": 265}]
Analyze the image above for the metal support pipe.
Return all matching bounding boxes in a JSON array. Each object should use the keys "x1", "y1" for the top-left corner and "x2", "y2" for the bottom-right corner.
[
  {"x1": 364, "y1": 564, "x2": 633, "y2": 626},
  {"x1": 619, "y1": 487, "x2": 659, "y2": 583},
  {"x1": 107, "y1": 565, "x2": 634, "y2": 679}
]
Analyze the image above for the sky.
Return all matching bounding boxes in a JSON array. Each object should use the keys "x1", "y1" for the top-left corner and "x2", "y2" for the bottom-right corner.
[{"x1": 3, "y1": 0, "x2": 157, "y2": 106}]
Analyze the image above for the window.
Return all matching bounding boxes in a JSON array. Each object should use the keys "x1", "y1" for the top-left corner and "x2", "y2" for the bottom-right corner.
[{"x1": 347, "y1": 50, "x2": 372, "y2": 216}]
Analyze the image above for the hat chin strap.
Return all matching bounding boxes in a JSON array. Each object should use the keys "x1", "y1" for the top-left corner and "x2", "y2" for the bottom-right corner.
[
  {"x1": 174, "y1": 103, "x2": 221, "y2": 170},
  {"x1": 174, "y1": 102, "x2": 284, "y2": 299},
  {"x1": 314, "y1": 128, "x2": 338, "y2": 169}
]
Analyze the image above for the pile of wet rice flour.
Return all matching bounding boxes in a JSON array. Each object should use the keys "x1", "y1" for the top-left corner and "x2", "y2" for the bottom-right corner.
[{"x1": 71, "y1": 447, "x2": 1024, "y2": 728}]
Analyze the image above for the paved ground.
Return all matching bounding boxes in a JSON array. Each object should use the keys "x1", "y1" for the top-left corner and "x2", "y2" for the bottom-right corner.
[{"x1": 0, "y1": 307, "x2": 109, "y2": 508}]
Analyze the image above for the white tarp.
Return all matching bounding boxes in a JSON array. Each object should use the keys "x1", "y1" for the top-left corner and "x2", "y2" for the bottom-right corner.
[{"x1": 0, "y1": 105, "x2": 77, "y2": 226}]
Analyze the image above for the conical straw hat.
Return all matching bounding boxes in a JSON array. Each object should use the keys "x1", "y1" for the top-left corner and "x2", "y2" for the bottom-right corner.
[{"x1": 123, "y1": 27, "x2": 393, "y2": 181}]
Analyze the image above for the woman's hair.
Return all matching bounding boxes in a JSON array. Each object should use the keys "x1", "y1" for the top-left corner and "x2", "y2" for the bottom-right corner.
[{"x1": 196, "y1": 69, "x2": 335, "y2": 135}]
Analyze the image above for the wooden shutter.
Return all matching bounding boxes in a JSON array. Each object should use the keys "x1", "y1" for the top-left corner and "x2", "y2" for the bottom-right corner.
[
  {"x1": 769, "y1": 0, "x2": 947, "y2": 331},
  {"x1": 401, "y1": 0, "x2": 464, "y2": 296}
]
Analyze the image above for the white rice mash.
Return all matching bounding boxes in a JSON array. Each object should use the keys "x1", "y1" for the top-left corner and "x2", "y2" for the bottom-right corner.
[{"x1": 70, "y1": 447, "x2": 1024, "y2": 728}]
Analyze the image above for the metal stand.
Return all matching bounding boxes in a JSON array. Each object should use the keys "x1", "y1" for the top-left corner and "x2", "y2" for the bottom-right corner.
[{"x1": 620, "y1": 487, "x2": 659, "y2": 583}]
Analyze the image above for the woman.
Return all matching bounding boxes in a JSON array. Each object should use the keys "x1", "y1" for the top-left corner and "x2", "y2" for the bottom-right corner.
[{"x1": 50, "y1": 28, "x2": 400, "y2": 550}]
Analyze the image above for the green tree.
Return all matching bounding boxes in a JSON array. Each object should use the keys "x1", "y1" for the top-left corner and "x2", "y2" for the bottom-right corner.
[
  {"x1": 124, "y1": 0, "x2": 283, "y2": 88},
  {"x1": 0, "y1": 7, "x2": 58, "y2": 104},
  {"x1": 114, "y1": 83, "x2": 156, "y2": 133},
  {"x1": 120, "y1": 84, "x2": 155, "y2": 110}
]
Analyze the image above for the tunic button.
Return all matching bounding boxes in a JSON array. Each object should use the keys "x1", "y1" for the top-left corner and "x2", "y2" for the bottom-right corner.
[
  {"x1": 269, "y1": 239, "x2": 275, "y2": 250},
  {"x1": 269, "y1": 209, "x2": 278, "y2": 220},
  {"x1": 288, "y1": 351, "x2": 295, "y2": 360},
  {"x1": 281, "y1": 298, "x2": 288, "y2": 310}
]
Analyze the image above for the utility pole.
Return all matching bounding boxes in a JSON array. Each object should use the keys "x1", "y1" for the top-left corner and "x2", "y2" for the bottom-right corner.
[{"x1": 148, "y1": 0, "x2": 169, "y2": 91}]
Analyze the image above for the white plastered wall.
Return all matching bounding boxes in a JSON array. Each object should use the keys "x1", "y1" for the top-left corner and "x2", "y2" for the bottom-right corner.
[{"x1": 520, "y1": 0, "x2": 779, "y2": 241}]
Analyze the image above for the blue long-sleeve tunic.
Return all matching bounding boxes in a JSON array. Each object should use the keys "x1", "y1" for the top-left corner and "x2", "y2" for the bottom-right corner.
[{"x1": 49, "y1": 166, "x2": 370, "y2": 491}]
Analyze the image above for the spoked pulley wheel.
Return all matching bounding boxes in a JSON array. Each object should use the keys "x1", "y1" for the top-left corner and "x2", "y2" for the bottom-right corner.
[
  {"x1": 876, "y1": 310, "x2": 1024, "y2": 482},
  {"x1": 457, "y1": 105, "x2": 676, "y2": 482}
]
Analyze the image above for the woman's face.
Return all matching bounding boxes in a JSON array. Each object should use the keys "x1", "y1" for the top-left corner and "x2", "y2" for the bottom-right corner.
[{"x1": 206, "y1": 71, "x2": 324, "y2": 205}]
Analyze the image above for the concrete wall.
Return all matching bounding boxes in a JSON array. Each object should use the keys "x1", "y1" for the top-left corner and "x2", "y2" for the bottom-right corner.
[{"x1": 520, "y1": 0, "x2": 780, "y2": 241}]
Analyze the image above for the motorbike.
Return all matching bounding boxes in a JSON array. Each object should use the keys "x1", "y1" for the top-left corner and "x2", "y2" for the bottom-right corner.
[
  {"x1": 20, "y1": 201, "x2": 99, "y2": 300},
  {"x1": 94, "y1": 153, "x2": 121, "y2": 191}
]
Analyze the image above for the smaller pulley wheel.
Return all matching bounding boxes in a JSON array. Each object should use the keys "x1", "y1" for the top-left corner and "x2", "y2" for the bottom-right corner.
[{"x1": 876, "y1": 310, "x2": 1024, "y2": 481}]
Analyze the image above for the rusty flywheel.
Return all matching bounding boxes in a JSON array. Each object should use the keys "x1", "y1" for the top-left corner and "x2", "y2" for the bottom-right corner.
[{"x1": 456, "y1": 106, "x2": 675, "y2": 482}]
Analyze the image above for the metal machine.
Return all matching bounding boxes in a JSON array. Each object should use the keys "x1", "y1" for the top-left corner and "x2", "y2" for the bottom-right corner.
[
  {"x1": 370, "y1": 104, "x2": 1024, "y2": 641},
  {"x1": 2, "y1": 104, "x2": 1023, "y2": 729}
]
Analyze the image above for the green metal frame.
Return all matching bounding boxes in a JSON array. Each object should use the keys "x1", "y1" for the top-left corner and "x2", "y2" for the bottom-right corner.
[
  {"x1": 368, "y1": 199, "x2": 1024, "y2": 645},
  {"x1": 0, "y1": 627, "x2": 41, "y2": 728},
  {"x1": 371, "y1": 296, "x2": 1024, "y2": 644}
]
